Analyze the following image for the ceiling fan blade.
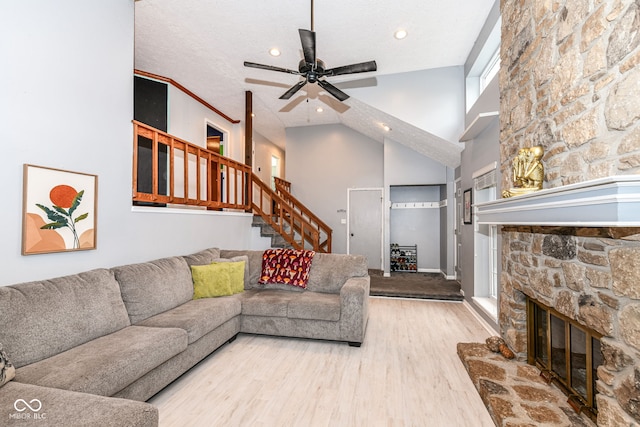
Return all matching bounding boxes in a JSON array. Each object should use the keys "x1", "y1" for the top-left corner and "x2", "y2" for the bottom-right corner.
[
  {"x1": 317, "y1": 79, "x2": 349, "y2": 101},
  {"x1": 279, "y1": 80, "x2": 307, "y2": 100},
  {"x1": 324, "y1": 60, "x2": 377, "y2": 77},
  {"x1": 299, "y1": 29, "x2": 316, "y2": 65},
  {"x1": 244, "y1": 61, "x2": 301, "y2": 75}
]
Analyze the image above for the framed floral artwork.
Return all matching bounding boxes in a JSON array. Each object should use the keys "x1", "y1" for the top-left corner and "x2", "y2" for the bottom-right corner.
[{"x1": 22, "y1": 164, "x2": 98, "y2": 255}]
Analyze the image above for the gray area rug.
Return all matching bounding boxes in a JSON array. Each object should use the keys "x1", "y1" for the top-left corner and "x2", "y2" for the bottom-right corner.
[{"x1": 369, "y1": 270, "x2": 463, "y2": 301}]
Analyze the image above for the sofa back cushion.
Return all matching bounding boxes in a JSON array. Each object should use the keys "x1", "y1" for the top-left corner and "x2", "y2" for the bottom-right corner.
[
  {"x1": 112, "y1": 256, "x2": 193, "y2": 324},
  {"x1": 220, "y1": 250, "x2": 368, "y2": 294},
  {"x1": 306, "y1": 253, "x2": 368, "y2": 293},
  {"x1": 219, "y1": 250, "x2": 264, "y2": 289},
  {"x1": 0, "y1": 269, "x2": 130, "y2": 368},
  {"x1": 182, "y1": 248, "x2": 221, "y2": 267}
]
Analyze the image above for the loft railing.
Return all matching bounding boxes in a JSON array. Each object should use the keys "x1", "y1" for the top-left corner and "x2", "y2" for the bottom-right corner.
[
  {"x1": 132, "y1": 122, "x2": 331, "y2": 252},
  {"x1": 132, "y1": 121, "x2": 250, "y2": 210},
  {"x1": 274, "y1": 178, "x2": 332, "y2": 253}
]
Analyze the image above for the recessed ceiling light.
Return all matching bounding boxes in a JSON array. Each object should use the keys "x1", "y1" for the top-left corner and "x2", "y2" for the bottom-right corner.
[
  {"x1": 394, "y1": 29, "x2": 408, "y2": 40},
  {"x1": 316, "y1": 107, "x2": 324, "y2": 113},
  {"x1": 383, "y1": 124, "x2": 391, "y2": 132},
  {"x1": 269, "y1": 48, "x2": 281, "y2": 57},
  {"x1": 251, "y1": 113, "x2": 256, "y2": 117}
]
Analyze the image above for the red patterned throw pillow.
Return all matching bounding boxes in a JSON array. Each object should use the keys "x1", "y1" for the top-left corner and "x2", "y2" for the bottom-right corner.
[{"x1": 259, "y1": 248, "x2": 316, "y2": 288}]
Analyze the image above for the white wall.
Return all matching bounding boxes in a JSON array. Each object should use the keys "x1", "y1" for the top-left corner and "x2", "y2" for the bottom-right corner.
[
  {"x1": 347, "y1": 66, "x2": 466, "y2": 143},
  {"x1": 286, "y1": 124, "x2": 384, "y2": 254},
  {"x1": 253, "y1": 131, "x2": 285, "y2": 186},
  {"x1": 1, "y1": 0, "x2": 254, "y2": 286},
  {"x1": 168, "y1": 86, "x2": 243, "y2": 162}
]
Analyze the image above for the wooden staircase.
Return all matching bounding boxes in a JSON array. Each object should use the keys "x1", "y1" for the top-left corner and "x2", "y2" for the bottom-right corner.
[
  {"x1": 251, "y1": 175, "x2": 332, "y2": 253},
  {"x1": 251, "y1": 215, "x2": 294, "y2": 249}
]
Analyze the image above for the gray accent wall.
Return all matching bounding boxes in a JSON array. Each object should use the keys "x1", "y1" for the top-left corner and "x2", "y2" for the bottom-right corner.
[
  {"x1": 389, "y1": 185, "x2": 441, "y2": 271},
  {"x1": 285, "y1": 124, "x2": 455, "y2": 277},
  {"x1": 383, "y1": 138, "x2": 450, "y2": 275},
  {"x1": 458, "y1": 0, "x2": 501, "y2": 330},
  {"x1": 459, "y1": 117, "x2": 500, "y2": 329},
  {"x1": 285, "y1": 124, "x2": 384, "y2": 255}
]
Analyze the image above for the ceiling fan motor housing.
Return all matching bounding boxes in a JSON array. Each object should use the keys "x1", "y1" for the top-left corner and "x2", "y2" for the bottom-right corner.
[{"x1": 298, "y1": 58, "x2": 325, "y2": 83}]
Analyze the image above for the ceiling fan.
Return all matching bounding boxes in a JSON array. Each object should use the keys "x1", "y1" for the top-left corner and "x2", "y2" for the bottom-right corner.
[{"x1": 243, "y1": 1, "x2": 377, "y2": 102}]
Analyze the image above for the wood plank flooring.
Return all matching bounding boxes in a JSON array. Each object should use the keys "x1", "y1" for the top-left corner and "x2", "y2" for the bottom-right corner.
[{"x1": 149, "y1": 298, "x2": 496, "y2": 427}]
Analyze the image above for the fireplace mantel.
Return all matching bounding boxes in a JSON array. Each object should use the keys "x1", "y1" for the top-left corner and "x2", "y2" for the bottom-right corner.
[{"x1": 475, "y1": 175, "x2": 640, "y2": 226}]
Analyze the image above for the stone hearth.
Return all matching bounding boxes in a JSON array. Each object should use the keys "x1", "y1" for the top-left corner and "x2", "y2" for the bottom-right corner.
[{"x1": 458, "y1": 342, "x2": 594, "y2": 426}]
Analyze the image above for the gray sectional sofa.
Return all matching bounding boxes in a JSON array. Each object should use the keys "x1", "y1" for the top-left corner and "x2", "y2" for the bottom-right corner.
[{"x1": 0, "y1": 248, "x2": 369, "y2": 427}]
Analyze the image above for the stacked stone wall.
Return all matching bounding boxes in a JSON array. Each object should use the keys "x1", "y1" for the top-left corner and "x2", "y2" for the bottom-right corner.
[
  {"x1": 500, "y1": 0, "x2": 640, "y2": 424},
  {"x1": 500, "y1": 0, "x2": 640, "y2": 190}
]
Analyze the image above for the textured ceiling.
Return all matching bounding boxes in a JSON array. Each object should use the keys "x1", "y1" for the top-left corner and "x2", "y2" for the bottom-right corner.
[{"x1": 134, "y1": 0, "x2": 495, "y2": 168}]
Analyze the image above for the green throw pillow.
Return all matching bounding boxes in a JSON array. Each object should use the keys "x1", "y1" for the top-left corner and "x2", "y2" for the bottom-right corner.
[
  {"x1": 213, "y1": 260, "x2": 245, "y2": 294},
  {"x1": 191, "y1": 263, "x2": 232, "y2": 299}
]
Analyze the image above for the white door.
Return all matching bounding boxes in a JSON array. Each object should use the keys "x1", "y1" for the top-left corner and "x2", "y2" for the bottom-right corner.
[{"x1": 348, "y1": 188, "x2": 383, "y2": 270}]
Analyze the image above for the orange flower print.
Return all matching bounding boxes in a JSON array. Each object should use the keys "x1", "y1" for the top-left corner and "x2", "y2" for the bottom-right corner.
[
  {"x1": 49, "y1": 185, "x2": 78, "y2": 208},
  {"x1": 36, "y1": 184, "x2": 88, "y2": 249}
]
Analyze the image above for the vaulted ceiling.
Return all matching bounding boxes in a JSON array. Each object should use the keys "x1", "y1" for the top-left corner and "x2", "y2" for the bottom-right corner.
[{"x1": 134, "y1": 0, "x2": 496, "y2": 168}]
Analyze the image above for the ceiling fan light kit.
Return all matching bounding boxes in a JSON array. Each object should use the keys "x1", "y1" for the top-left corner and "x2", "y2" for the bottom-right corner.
[{"x1": 244, "y1": 1, "x2": 377, "y2": 103}]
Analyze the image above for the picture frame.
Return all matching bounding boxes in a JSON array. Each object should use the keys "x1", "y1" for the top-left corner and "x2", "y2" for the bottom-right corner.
[
  {"x1": 22, "y1": 164, "x2": 98, "y2": 255},
  {"x1": 463, "y1": 188, "x2": 472, "y2": 225}
]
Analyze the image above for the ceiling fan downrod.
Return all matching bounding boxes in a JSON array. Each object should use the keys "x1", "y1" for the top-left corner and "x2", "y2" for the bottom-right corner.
[{"x1": 310, "y1": 0, "x2": 314, "y2": 32}]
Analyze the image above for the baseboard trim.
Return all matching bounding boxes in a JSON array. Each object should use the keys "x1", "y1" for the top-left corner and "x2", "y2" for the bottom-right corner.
[
  {"x1": 463, "y1": 300, "x2": 499, "y2": 336},
  {"x1": 417, "y1": 268, "x2": 440, "y2": 273}
]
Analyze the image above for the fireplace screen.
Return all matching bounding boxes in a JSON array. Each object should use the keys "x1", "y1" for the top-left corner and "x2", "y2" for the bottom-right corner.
[{"x1": 527, "y1": 297, "x2": 603, "y2": 421}]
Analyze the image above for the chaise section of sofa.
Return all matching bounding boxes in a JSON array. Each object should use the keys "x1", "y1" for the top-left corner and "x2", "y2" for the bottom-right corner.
[{"x1": 110, "y1": 249, "x2": 241, "y2": 401}]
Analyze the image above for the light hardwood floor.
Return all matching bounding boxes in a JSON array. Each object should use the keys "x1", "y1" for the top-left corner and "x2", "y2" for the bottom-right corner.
[{"x1": 149, "y1": 297, "x2": 496, "y2": 427}]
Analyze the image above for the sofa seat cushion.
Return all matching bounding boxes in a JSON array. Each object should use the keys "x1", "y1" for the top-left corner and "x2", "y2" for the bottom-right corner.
[
  {"x1": 287, "y1": 292, "x2": 341, "y2": 322},
  {"x1": 240, "y1": 290, "x2": 299, "y2": 317},
  {"x1": 0, "y1": 269, "x2": 131, "y2": 368},
  {"x1": 136, "y1": 297, "x2": 242, "y2": 344},
  {"x1": 14, "y1": 326, "x2": 187, "y2": 397},
  {"x1": 0, "y1": 382, "x2": 158, "y2": 427}
]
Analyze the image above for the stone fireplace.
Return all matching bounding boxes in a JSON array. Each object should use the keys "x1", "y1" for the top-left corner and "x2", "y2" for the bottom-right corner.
[
  {"x1": 486, "y1": 1, "x2": 640, "y2": 425},
  {"x1": 501, "y1": 225, "x2": 640, "y2": 425}
]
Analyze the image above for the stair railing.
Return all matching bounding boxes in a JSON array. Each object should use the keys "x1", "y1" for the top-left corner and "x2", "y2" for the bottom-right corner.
[
  {"x1": 252, "y1": 173, "x2": 322, "y2": 251},
  {"x1": 274, "y1": 178, "x2": 332, "y2": 253}
]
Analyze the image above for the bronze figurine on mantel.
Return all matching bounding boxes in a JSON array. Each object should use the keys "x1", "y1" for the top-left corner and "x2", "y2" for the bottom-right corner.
[{"x1": 502, "y1": 145, "x2": 544, "y2": 198}]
